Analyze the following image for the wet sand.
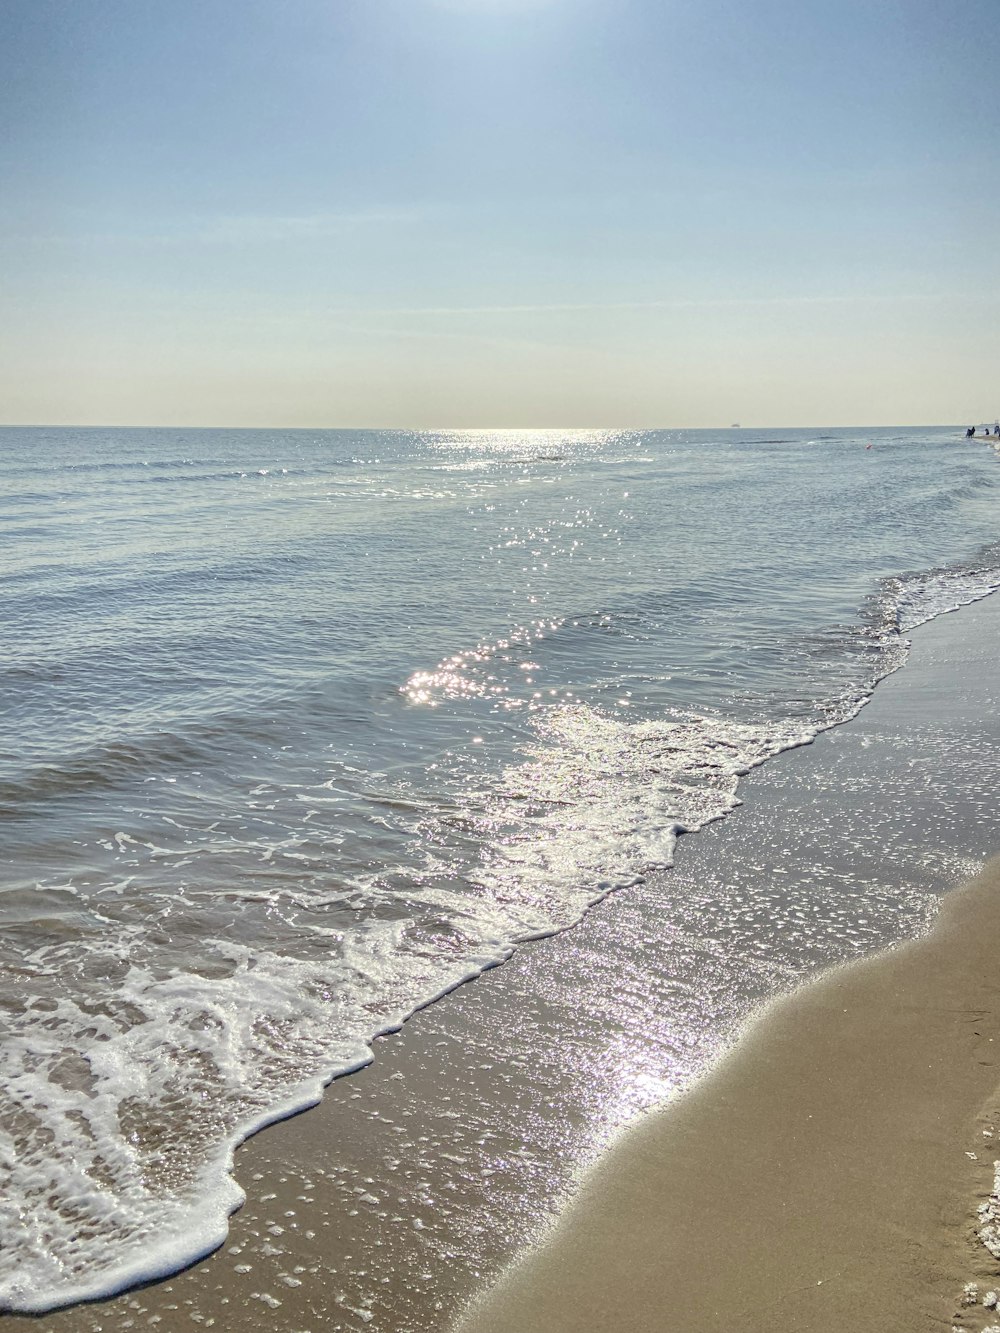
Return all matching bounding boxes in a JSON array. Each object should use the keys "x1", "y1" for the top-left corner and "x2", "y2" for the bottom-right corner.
[
  {"x1": 458, "y1": 853, "x2": 1000, "y2": 1333},
  {"x1": 11, "y1": 594, "x2": 1000, "y2": 1333}
]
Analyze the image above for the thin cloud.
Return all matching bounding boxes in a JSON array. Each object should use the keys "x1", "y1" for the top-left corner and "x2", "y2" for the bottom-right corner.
[
  {"x1": 5, "y1": 208, "x2": 426, "y2": 248},
  {"x1": 346, "y1": 293, "x2": 961, "y2": 317},
  {"x1": 192, "y1": 210, "x2": 425, "y2": 242}
]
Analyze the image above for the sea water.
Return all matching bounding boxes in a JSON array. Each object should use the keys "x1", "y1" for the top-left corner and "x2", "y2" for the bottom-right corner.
[{"x1": 1, "y1": 424, "x2": 998, "y2": 1311}]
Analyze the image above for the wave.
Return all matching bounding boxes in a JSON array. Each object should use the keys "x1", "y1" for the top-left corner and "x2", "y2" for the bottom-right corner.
[
  {"x1": 0, "y1": 698, "x2": 820, "y2": 1311},
  {"x1": 0, "y1": 733, "x2": 225, "y2": 814},
  {"x1": 0, "y1": 680, "x2": 312, "y2": 815},
  {"x1": 890, "y1": 546, "x2": 1000, "y2": 630},
  {"x1": 1, "y1": 548, "x2": 318, "y2": 613}
]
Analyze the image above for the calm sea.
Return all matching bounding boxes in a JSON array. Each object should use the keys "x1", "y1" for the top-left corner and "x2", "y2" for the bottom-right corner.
[{"x1": 2, "y1": 424, "x2": 998, "y2": 1311}]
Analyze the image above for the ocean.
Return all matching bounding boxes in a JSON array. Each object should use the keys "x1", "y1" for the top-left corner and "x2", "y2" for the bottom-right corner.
[{"x1": 2, "y1": 424, "x2": 999, "y2": 1313}]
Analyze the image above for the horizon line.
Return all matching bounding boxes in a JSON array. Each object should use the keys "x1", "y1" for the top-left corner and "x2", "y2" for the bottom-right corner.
[{"x1": 0, "y1": 421, "x2": 968, "y2": 433}]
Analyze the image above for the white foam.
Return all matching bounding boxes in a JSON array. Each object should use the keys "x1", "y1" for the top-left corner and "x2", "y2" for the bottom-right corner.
[
  {"x1": 893, "y1": 559, "x2": 1000, "y2": 633},
  {"x1": 978, "y1": 1161, "x2": 1000, "y2": 1260},
  {"x1": 0, "y1": 698, "x2": 820, "y2": 1313},
  {"x1": 0, "y1": 950, "x2": 380, "y2": 1312}
]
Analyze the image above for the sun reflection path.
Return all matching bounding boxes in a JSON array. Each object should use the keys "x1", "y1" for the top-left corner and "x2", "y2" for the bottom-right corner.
[
  {"x1": 419, "y1": 428, "x2": 630, "y2": 462},
  {"x1": 401, "y1": 619, "x2": 564, "y2": 710}
]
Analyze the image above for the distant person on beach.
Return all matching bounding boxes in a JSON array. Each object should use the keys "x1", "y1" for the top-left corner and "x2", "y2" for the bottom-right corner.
[{"x1": 966, "y1": 426, "x2": 975, "y2": 437}]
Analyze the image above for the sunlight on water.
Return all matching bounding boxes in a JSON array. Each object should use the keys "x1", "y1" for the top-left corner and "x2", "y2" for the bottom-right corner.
[{"x1": 1, "y1": 424, "x2": 1000, "y2": 1311}]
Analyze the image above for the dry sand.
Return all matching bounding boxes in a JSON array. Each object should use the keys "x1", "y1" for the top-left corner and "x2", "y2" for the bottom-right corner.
[{"x1": 457, "y1": 860, "x2": 1000, "y2": 1333}]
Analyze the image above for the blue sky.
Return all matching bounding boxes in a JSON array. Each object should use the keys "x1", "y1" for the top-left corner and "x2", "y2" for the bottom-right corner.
[{"x1": 1, "y1": 0, "x2": 997, "y2": 426}]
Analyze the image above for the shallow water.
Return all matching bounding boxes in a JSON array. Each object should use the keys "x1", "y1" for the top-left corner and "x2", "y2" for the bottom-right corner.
[{"x1": 2, "y1": 424, "x2": 998, "y2": 1310}]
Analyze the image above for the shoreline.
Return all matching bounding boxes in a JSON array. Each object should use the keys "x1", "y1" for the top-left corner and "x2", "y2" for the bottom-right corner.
[
  {"x1": 456, "y1": 597, "x2": 1000, "y2": 1333},
  {"x1": 457, "y1": 852, "x2": 1000, "y2": 1333},
  {"x1": 11, "y1": 593, "x2": 1000, "y2": 1332}
]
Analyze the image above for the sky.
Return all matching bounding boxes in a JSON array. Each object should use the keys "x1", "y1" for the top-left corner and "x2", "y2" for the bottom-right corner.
[{"x1": 1, "y1": 0, "x2": 998, "y2": 428}]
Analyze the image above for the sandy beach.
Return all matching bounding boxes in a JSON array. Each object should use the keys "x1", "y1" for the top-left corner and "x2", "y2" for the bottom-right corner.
[
  {"x1": 9, "y1": 593, "x2": 1000, "y2": 1333},
  {"x1": 458, "y1": 857, "x2": 1000, "y2": 1333}
]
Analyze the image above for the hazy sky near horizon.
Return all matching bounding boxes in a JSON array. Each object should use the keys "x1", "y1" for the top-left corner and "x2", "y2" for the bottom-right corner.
[{"x1": 2, "y1": 0, "x2": 998, "y2": 428}]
